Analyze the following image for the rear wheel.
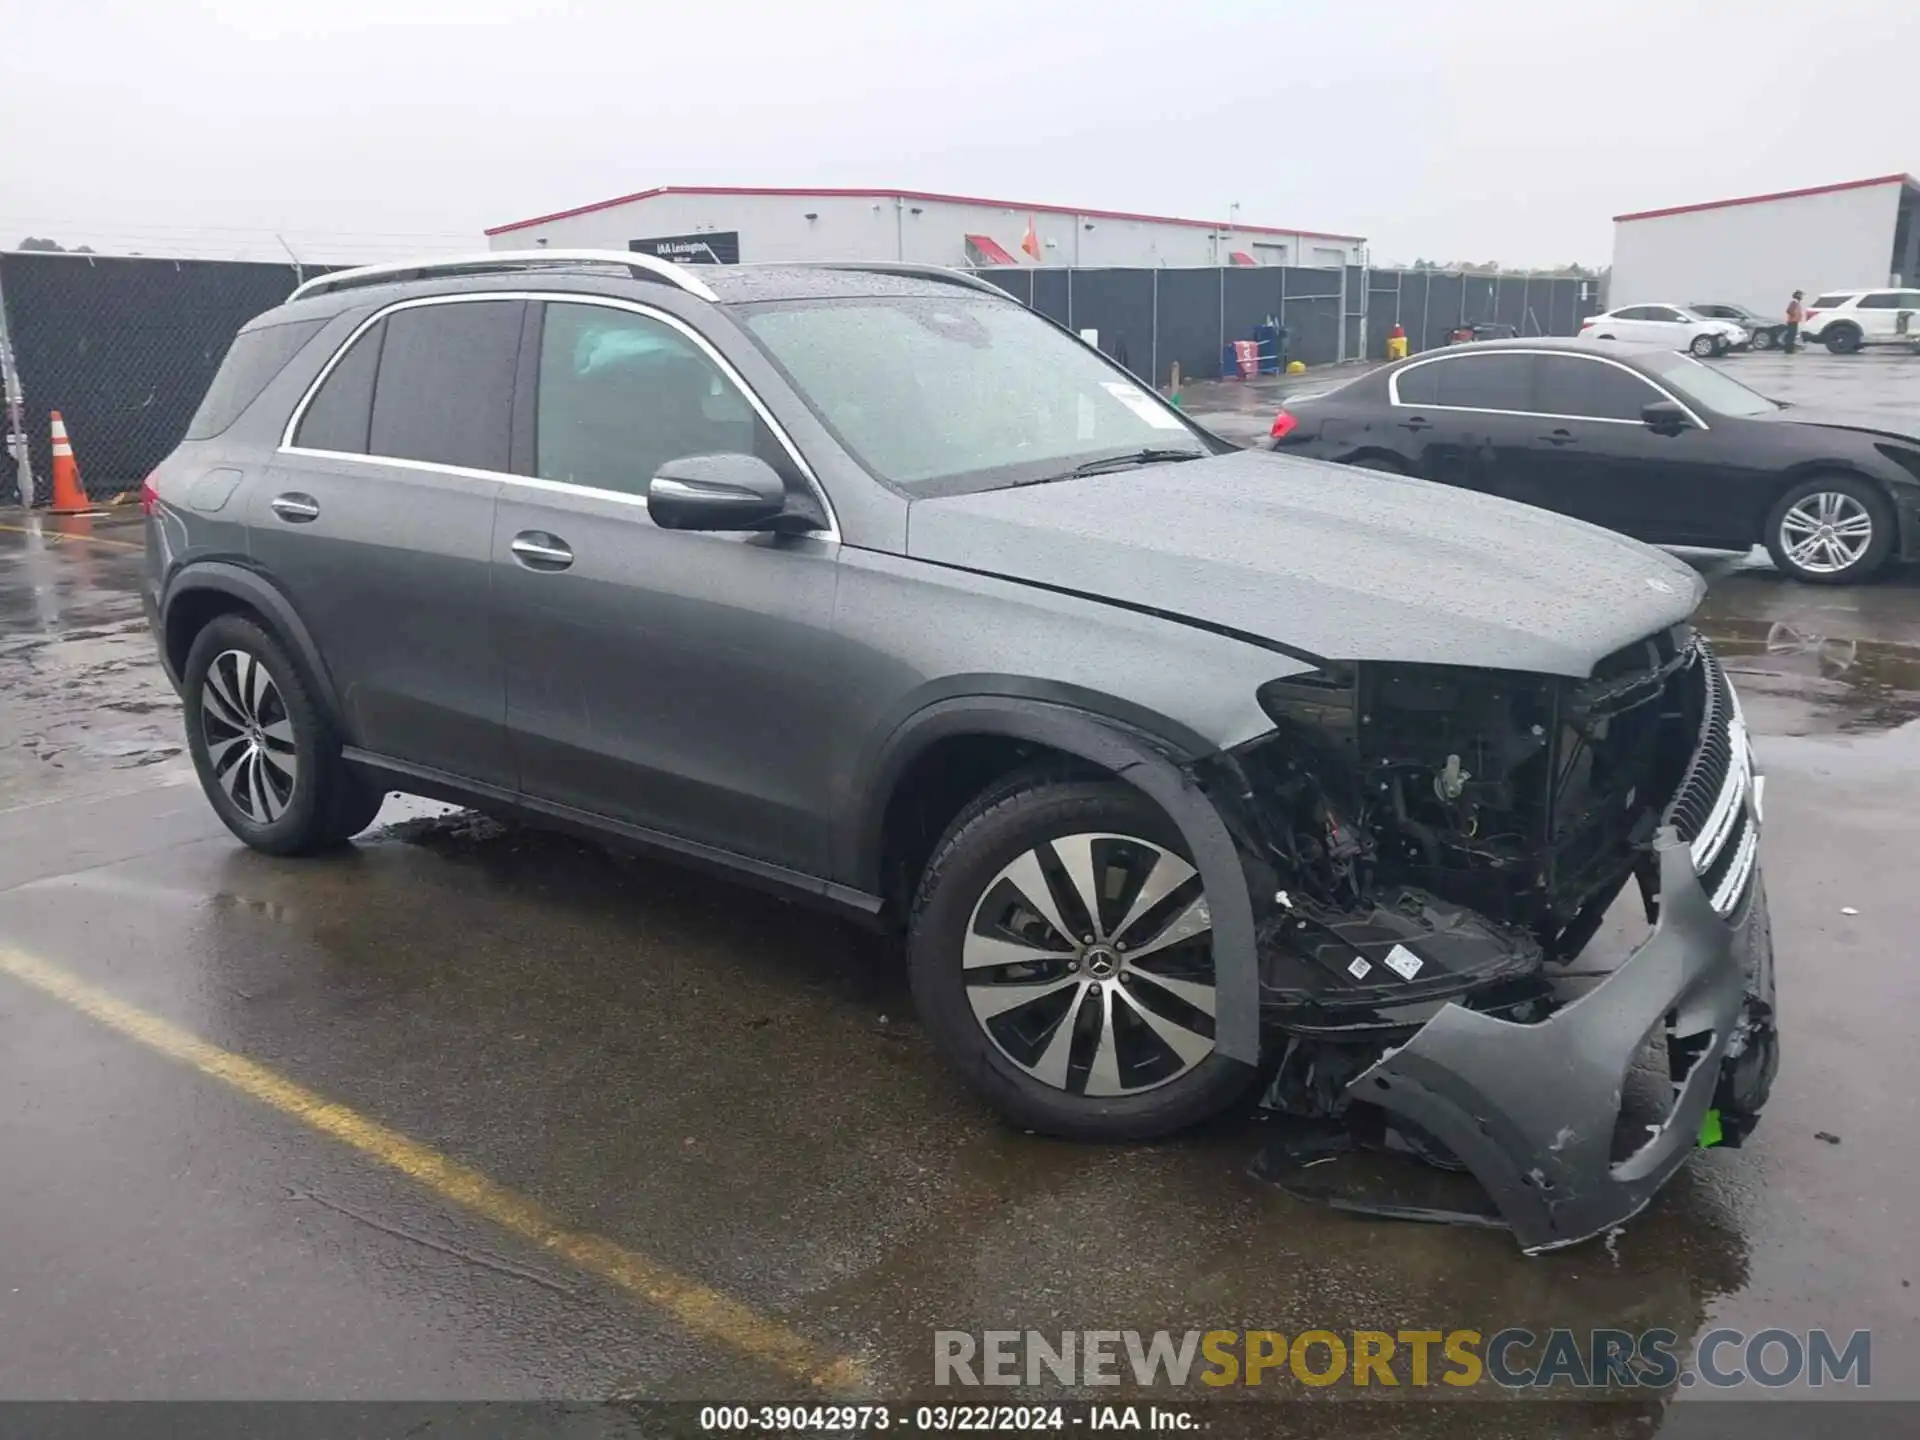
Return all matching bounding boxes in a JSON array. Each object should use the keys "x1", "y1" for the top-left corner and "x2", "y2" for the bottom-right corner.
[
  {"x1": 1824, "y1": 324, "x2": 1863, "y2": 355},
  {"x1": 1689, "y1": 333, "x2": 1718, "y2": 358},
  {"x1": 907, "y1": 777, "x2": 1253, "y2": 1140},
  {"x1": 1763, "y1": 476, "x2": 1893, "y2": 584},
  {"x1": 183, "y1": 614, "x2": 385, "y2": 854}
]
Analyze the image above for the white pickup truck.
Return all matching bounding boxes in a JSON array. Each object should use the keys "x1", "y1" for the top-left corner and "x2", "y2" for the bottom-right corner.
[{"x1": 1800, "y1": 288, "x2": 1920, "y2": 354}]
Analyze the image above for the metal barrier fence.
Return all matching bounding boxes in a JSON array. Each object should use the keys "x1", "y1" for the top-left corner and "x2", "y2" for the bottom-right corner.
[
  {"x1": 0, "y1": 251, "x2": 1601, "y2": 505},
  {"x1": 0, "y1": 251, "x2": 326, "y2": 503},
  {"x1": 977, "y1": 265, "x2": 1600, "y2": 386}
]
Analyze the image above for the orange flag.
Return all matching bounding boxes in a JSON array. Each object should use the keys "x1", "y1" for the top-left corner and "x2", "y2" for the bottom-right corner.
[{"x1": 1021, "y1": 216, "x2": 1041, "y2": 261}]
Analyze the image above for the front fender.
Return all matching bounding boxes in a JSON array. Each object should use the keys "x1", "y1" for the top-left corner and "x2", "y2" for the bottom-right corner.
[{"x1": 850, "y1": 695, "x2": 1262, "y2": 1065}]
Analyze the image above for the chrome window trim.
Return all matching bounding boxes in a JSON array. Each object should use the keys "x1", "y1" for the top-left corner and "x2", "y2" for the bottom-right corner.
[
  {"x1": 277, "y1": 290, "x2": 841, "y2": 542},
  {"x1": 1387, "y1": 348, "x2": 1709, "y2": 430},
  {"x1": 286, "y1": 249, "x2": 719, "y2": 305}
]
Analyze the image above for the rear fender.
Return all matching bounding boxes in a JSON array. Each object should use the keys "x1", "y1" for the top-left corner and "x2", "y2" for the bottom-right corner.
[{"x1": 162, "y1": 561, "x2": 346, "y2": 734}]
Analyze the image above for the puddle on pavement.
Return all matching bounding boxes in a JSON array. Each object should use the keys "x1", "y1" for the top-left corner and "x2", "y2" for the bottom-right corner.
[{"x1": 1699, "y1": 615, "x2": 1920, "y2": 736}]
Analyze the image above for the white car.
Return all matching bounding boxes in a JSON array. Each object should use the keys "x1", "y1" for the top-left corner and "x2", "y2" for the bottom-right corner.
[
  {"x1": 1578, "y1": 304, "x2": 1747, "y2": 357},
  {"x1": 1799, "y1": 288, "x2": 1920, "y2": 354}
]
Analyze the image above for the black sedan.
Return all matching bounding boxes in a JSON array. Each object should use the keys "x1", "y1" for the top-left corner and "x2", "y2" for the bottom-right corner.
[{"x1": 1269, "y1": 337, "x2": 1920, "y2": 583}]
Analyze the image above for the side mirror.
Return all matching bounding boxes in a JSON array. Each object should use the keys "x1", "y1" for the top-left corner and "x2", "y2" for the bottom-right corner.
[
  {"x1": 1642, "y1": 400, "x2": 1693, "y2": 431},
  {"x1": 648, "y1": 453, "x2": 791, "y2": 532}
]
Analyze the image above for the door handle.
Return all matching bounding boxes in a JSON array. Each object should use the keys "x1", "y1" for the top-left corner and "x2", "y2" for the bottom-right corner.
[
  {"x1": 509, "y1": 531, "x2": 574, "y2": 570},
  {"x1": 1399, "y1": 415, "x2": 1433, "y2": 431},
  {"x1": 270, "y1": 493, "x2": 320, "y2": 522},
  {"x1": 1539, "y1": 429, "x2": 1576, "y2": 446}
]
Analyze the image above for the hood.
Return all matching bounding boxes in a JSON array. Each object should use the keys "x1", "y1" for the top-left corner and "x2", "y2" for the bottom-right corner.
[
  {"x1": 1752, "y1": 405, "x2": 1920, "y2": 443},
  {"x1": 906, "y1": 451, "x2": 1703, "y2": 678}
]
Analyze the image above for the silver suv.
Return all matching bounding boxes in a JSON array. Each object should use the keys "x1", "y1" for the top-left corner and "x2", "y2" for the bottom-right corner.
[{"x1": 143, "y1": 250, "x2": 1778, "y2": 1252}]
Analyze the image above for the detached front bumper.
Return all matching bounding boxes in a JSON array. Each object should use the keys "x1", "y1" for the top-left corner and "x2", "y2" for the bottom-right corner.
[{"x1": 1353, "y1": 830, "x2": 1775, "y2": 1254}]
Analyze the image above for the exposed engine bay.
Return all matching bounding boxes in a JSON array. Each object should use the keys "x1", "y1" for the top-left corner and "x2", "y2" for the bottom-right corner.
[{"x1": 1206, "y1": 626, "x2": 1779, "y2": 1249}]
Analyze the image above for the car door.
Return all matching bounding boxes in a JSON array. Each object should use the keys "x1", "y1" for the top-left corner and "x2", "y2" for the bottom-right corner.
[
  {"x1": 1387, "y1": 352, "x2": 1527, "y2": 495},
  {"x1": 1643, "y1": 306, "x2": 1695, "y2": 348},
  {"x1": 1854, "y1": 291, "x2": 1920, "y2": 341},
  {"x1": 258, "y1": 296, "x2": 521, "y2": 788},
  {"x1": 492, "y1": 296, "x2": 844, "y2": 876},
  {"x1": 1517, "y1": 354, "x2": 1752, "y2": 546},
  {"x1": 1601, "y1": 305, "x2": 1657, "y2": 342},
  {"x1": 1391, "y1": 351, "x2": 1537, "y2": 500}
]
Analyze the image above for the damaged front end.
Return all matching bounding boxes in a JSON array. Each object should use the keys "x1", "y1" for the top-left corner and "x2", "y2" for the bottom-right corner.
[{"x1": 1207, "y1": 628, "x2": 1779, "y2": 1253}]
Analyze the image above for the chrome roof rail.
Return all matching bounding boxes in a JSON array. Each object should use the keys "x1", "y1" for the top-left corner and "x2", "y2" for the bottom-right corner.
[
  {"x1": 803, "y1": 261, "x2": 1007, "y2": 296},
  {"x1": 287, "y1": 249, "x2": 720, "y2": 304}
]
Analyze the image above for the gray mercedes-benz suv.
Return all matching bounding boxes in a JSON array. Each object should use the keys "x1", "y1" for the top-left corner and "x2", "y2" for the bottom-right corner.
[{"x1": 144, "y1": 250, "x2": 1777, "y2": 1252}]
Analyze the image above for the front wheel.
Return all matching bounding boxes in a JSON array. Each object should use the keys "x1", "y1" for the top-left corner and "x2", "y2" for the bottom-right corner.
[
  {"x1": 1690, "y1": 333, "x2": 1719, "y2": 358},
  {"x1": 1763, "y1": 476, "x2": 1893, "y2": 584},
  {"x1": 907, "y1": 777, "x2": 1254, "y2": 1140},
  {"x1": 1751, "y1": 328, "x2": 1776, "y2": 351}
]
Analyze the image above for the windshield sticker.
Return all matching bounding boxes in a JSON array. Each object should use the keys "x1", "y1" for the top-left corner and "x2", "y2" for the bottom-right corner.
[
  {"x1": 1102, "y1": 382, "x2": 1187, "y2": 430},
  {"x1": 1384, "y1": 944, "x2": 1425, "y2": 981}
]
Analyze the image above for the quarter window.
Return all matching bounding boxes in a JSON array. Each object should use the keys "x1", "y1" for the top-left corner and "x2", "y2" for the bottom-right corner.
[
  {"x1": 1613, "y1": 306, "x2": 1657, "y2": 321},
  {"x1": 1533, "y1": 356, "x2": 1663, "y2": 421},
  {"x1": 292, "y1": 318, "x2": 384, "y2": 453},
  {"x1": 190, "y1": 318, "x2": 324, "y2": 440},
  {"x1": 1810, "y1": 293, "x2": 1856, "y2": 309},
  {"x1": 1396, "y1": 354, "x2": 1532, "y2": 411},
  {"x1": 535, "y1": 301, "x2": 770, "y2": 497}
]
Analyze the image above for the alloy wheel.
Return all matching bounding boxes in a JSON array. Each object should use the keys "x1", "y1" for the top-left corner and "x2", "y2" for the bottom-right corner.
[
  {"x1": 200, "y1": 649, "x2": 299, "y2": 824},
  {"x1": 1779, "y1": 492, "x2": 1874, "y2": 575},
  {"x1": 963, "y1": 832, "x2": 1216, "y2": 1097},
  {"x1": 1690, "y1": 334, "x2": 1716, "y2": 357}
]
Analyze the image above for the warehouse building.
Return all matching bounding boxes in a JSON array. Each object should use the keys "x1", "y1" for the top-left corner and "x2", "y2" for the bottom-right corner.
[
  {"x1": 484, "y1": 185, "x2": 1366, "y2": 269},
  {"x1": 1609, "y1": 172, "x2": 1920, "y2": 315}
]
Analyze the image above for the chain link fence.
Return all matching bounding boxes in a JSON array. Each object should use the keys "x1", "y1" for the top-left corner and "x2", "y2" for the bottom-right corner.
[
  {"x1": 0, "y1": 252, "x2": 1602, "y2": 506},
  {"x1": 0, "y1": 252, "x2": 336, "y2": 504}
]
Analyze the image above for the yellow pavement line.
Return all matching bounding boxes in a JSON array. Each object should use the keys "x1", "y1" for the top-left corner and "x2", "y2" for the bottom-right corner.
[
  {"x1": 0, "y1": 944, "x2": 866, "y2": 1391},
  {"x1": 0, "y1": 521, "x2": 144, "y2": 551}
]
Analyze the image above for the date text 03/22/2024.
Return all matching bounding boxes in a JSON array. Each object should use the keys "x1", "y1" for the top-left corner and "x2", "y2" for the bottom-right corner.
[{"x1": 698, "y1": 1405, "x2": 1188, "y2": 1432}]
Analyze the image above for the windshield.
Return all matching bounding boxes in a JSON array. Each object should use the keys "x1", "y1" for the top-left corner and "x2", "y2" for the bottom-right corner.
[
  {"x1": 738, "y1": 294, "x2": 1206, "y2": 496},
  {"x1": 1641, "y1": 354, "x2": 1782, "y2": 417}
]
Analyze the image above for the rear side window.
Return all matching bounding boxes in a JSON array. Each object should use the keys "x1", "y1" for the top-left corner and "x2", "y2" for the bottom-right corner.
[
  {"x1": 293, "y1": 318, "x2": 384, "y2": 453},
  {"x1": 1534, "y1": 356, "x2": 1662, "y2": 421},
  {"x1": 1396, "y1": 354, "x2": 1532, "y2": 411},
  {"x1": 368, "y1": 301, "x2": 523, "y2": 472},
  {"x1": 534, "y1": 301, "x2": 772, "y2": 497},
  {"x1": 1811, "y1": 293, "x2": 1856, "y2": 309},
  {"x1": 1613, "y1": 306, "x2": 1657, "y2": 320},
  {"x1": 186, "y1": 318, "x2": 324, "y2": 440},
  {"x1": 1856, "y1": 292, "x2": 1920, "y2": 309}
]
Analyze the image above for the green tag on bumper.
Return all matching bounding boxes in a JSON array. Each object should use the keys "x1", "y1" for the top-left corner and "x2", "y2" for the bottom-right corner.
[{"x1": 1697, "y1": 1108, "x2": 1724, "y2": 1149}]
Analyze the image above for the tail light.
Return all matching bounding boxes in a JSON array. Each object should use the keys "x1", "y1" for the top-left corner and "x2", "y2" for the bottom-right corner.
[
  {"x1": 1270, "y1": 409, "x2": 1298, "y2": 441},
  {"x1": 139, "y1": 472, "x2": 159, "y2": 516},
  {"x1": 1804, "y1": 311, "x2": 1821, "y2": 321}
]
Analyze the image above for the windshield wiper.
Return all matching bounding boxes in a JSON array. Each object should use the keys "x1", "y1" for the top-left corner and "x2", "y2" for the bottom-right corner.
[{"x1": 1029, "y1": 447, "x2": 1206, "y2": 482}]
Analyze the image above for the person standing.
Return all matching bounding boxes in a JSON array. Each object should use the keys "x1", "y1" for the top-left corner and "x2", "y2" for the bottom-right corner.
[{"x1": 1782, "y1": 290, "x2": 1806, "y2": 353}]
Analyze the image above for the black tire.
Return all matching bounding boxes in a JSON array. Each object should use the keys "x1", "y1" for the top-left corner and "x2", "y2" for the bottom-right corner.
[
  {"x1": 1690, "y1": 333, "x2": 1718, "y2": 358},
  {"x1": 907, "y1": 776, "x2": 1255, "y2": 1141},
  {"x1": 182, "y1": 614, "x2": 383, "y2": 854},
  {"x1": 1762, "y1": 475, "x2": 1894, "y2": 585},
  {"x1": 1824, "y1": 324, "x2": 1862, "y2": 355}
]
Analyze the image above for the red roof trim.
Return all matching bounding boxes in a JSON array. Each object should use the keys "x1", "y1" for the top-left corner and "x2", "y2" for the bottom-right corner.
[
  {"x1": 964, "y1": 232, "x2": 1020, "y2": 266},
  {"x1": 486, "y1": 185, "x2": 1365, "y2": 242},
  {"x1": 1613, "y1": 173, "x2": 1920, "y2": 223}
]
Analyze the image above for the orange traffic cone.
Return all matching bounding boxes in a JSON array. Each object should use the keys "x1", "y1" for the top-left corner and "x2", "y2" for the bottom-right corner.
[{"x1": 48, "y1": 411, "x2": 104, "y2": 516}]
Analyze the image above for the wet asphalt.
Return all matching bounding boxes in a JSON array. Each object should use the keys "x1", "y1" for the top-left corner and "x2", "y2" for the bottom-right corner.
[{"x1": 1, "y1": 350, "x2": 1918, "y2": 1432}]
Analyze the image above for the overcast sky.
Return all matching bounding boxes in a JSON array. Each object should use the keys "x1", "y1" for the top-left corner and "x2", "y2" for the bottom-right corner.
[{"x1": 2, "y1": 0, "x2": 1914, "y2": 266}]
